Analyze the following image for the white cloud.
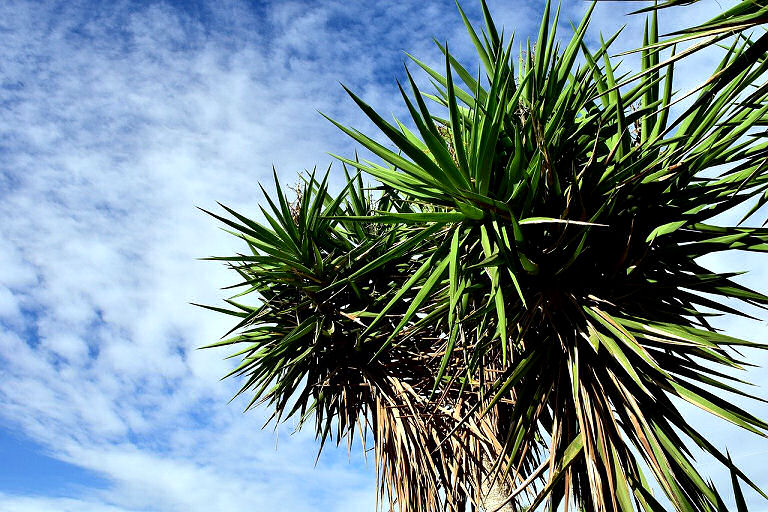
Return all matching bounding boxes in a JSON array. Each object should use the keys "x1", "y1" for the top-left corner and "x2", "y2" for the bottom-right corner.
[
  {"x1": 0, "y1": 494, "x2": 139, "y2": 512},
  {"x1": 0, "y1": 1, "x2": 491, "y2": 510}
]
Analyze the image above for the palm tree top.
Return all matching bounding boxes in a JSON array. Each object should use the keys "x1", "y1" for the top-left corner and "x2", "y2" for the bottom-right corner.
[{"x1": 202, "y1": 1, "x2": 768, "y2": 510}]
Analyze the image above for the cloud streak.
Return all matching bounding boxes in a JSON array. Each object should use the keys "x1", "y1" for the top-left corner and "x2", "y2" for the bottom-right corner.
[{"x1": 0, "y1": 1, "x2": 493, "y2": 509}]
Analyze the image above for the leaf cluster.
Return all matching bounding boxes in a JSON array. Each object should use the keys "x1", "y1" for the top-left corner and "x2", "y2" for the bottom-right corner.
[{"x1": 202, "y1": 1, "x2": 768, "y2": 511}]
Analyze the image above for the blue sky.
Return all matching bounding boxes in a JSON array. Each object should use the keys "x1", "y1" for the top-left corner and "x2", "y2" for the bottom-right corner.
[{"x1": 1, "y1": 0, "x2": 767, "y2": 510}]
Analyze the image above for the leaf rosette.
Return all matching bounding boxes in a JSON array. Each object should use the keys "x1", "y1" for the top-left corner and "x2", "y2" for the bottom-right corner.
[{"x1": 203, "y1": 2, "x2": 768, "y2": 510}]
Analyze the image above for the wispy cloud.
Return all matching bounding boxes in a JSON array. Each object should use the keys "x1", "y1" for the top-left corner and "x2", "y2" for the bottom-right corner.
[
  {"x1": 1, "y1": 0, "x2": 766, "y2": 510},
  {"x1": 0, "y1": 1, "x2": 492, "y2": 509}
]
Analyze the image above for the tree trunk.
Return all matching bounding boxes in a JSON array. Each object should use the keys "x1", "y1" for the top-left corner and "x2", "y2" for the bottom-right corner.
[{"x1": 479, "y1": 461, "x2": 515, "y2": 512}]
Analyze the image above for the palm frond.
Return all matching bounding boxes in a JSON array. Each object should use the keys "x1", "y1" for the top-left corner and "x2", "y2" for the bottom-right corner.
[{"x1": 202, "y1": 1, "x2": 768, "y2": 510}]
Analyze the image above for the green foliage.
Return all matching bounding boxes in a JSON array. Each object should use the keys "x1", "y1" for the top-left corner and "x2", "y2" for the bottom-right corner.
[
  {"x1": 202, "y1": 2, "x2": 768, "y2": 510},
  {"x1": 633, "y1": 0, "x2": 768, "y2": 37}
]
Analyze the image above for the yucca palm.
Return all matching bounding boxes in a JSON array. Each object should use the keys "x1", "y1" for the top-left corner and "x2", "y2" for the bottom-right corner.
[
  {"x1": 633, "y1": 0, "x2": 767, "y2": 41},
  {"x1": 202, "y1": 1, "x2": 768, "y2": 511},
  {"x1": 628, "y1": 0, "x2": 767, "y2": 43},
  {"x1": 619, "y1": 0, "x2": 768, "y2": 138}
]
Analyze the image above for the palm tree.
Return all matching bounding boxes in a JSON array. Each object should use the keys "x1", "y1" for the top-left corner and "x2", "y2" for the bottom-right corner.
[
  {"x1": 632, "y1": 0, "x2": 767, "y2": 42},
  {"x1": 621, "y1": 0, "x2": 768, "y2": 142},
  {"x1": 201, "y1": 1, "x2": 768, "y2": 510}
]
